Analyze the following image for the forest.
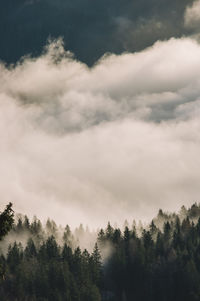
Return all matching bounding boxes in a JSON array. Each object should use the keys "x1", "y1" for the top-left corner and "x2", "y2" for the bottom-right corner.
[{"x1": 1, "y1": 203, "x2": 200, "y2": 300}]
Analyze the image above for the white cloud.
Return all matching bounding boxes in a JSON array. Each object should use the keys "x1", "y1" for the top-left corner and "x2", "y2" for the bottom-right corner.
[{"x1": 1, "y1": 37, "x2": 200, "y2": 227}]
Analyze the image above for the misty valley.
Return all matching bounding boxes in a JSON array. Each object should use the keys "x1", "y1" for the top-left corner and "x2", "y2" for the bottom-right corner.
[
  {"x1": 1, "y1": 0, "x2": 200, "y2": 300},
  {"x1": 1, "y1": 203, "x2": 200, "y2": 301}
]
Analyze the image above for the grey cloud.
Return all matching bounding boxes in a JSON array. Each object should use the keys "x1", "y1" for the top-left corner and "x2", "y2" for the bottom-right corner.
[
  {"x1": 184, "y1": 0, "x2": 200, "y2": 29},
  {"x1": 1, "y1": 38, "x2": 200, "y2": 132}
]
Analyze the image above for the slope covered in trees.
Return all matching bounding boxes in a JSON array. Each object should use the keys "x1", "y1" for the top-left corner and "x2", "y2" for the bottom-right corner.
[{"x1": 1, "y1": 203, "x2": 200, "y2": 300}]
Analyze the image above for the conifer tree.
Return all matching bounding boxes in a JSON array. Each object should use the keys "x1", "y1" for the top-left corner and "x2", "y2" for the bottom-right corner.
[{"x1": 0, "y1": 203, "x2": 14, "y2": 240}]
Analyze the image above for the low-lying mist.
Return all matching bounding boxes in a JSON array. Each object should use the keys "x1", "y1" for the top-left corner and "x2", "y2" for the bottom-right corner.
[
  {"x1": 1, "y1": 203, "x2": 199, "y2": 256},
  {"x1": 1, "y1": 203, "x2": 200, "y2": 301}
]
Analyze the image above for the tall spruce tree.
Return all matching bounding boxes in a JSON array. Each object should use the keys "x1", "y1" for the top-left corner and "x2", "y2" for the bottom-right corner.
[{"x1": 0, "y1": 202, "x2": 14, "y2": 240}]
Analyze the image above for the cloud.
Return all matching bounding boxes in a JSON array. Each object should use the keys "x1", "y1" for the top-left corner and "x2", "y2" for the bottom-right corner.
[
  {"x1": 185, "y1": 0, "x2": 200, "y2": 29},
  {"x1": 1, "y1": 37, "x2": 200, "y2": 227}
]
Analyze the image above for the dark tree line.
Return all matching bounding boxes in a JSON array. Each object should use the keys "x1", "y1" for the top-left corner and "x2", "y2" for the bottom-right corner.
[
  {"x1": 0, "y1": 237, "x2": 102, "y2": 301},
  {"x1": 1, "y1": 203, "x2": 200, "y2": 300},
  {"x1": 98, "y1": 215, "x2": 200, "y2": 301}
]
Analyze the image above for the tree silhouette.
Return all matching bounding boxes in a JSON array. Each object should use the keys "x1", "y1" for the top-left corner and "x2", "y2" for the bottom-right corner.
[{"x1": 0, "y1": 202, "x2": 14, "y2": 240}]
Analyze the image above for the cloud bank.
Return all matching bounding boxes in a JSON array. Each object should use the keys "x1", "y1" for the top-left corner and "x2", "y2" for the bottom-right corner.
[{"x1": 1, "y1": 37, "x2": 200, "y2": 227}]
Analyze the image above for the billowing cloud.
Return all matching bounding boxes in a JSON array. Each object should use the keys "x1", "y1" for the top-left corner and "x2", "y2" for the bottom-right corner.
[{"x1": 1, "y1": 37, "x2": 200, "y2": 227}]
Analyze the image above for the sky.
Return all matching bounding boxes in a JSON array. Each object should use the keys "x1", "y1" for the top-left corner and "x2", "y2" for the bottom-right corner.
[
  {"x1": 0, "y1": 0, "x2": 198, "y2": 65},
  {"x1": 1, "y1": 0, "x2": 200, "y2": 227}
]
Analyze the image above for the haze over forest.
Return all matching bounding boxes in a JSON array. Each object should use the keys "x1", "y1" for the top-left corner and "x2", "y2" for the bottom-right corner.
[
  {"x1": 1, "y1": 0, "x2": 200, "y2": 227},
  {"x1": 2, "y1": 2, "x2": 200, "y2": 300}
]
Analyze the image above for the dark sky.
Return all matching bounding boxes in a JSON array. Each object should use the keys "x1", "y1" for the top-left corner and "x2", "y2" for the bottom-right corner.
[{"x1": 0, "y1": 0, "x2": 195, "y2": 65}]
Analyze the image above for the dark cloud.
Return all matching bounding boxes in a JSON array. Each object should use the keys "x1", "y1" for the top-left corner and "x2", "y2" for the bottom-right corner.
[{"x1": 0, "y1": 0, "x2": 195, "y2": 65}]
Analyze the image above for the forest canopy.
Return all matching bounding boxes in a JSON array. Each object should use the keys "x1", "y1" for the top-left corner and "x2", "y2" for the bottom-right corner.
[{"x1": 1, "y1": 203, "x2": 200, "y2": 300}]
